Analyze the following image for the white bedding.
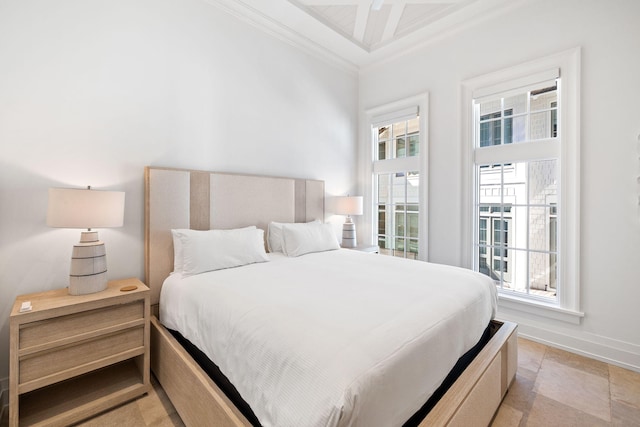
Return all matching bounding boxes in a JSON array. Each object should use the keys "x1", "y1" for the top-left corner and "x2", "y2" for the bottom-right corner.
[{"x1": 160, "y1": 249, "x2": 497, "y2": 427}]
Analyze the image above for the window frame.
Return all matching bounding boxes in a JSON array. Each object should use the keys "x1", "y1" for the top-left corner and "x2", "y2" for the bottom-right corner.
[
  {"x1": 363, "y1": 93, "x2": 429, "y2": 262},
  {"x1": 461, "y1": 48, "x2": 582, "y2": 323}
]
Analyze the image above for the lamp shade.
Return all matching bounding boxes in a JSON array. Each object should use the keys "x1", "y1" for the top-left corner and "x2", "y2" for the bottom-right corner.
[
  {"x1": 335, "y1": 196, "x2": 363, "y2": 216},
  {"x1": 47, "y1": 188, "x2": 125, "y2": 229}
]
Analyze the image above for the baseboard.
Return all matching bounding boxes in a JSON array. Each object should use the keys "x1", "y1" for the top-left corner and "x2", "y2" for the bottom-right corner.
[
  {"x1": 502, "y1": 317, "x2": 640, "y2": 373},
  {"x1": 0, "y1": 376, "x2": 7, "y2": 422}
]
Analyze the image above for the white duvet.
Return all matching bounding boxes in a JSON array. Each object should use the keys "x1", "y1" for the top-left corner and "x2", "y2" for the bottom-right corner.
[{"x1": 160, "y1": 249, "x2": 497, "y2": 427}]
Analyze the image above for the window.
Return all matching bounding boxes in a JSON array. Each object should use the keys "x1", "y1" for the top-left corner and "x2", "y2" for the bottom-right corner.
[
  {"x1": 365, "y1": 95, "x2": 428, "y2": 261},
  {"x1": 461, "y1": 49, "x2": 581, "y2": 321}
]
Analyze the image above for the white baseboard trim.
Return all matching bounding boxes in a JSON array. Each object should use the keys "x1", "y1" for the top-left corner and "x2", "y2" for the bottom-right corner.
[
  {"x1": 501, "y1": 317, "x2": 640, "y2": 373},
  {"x1": 0, "y1": 376, "x2": 7, "y2": 422}
]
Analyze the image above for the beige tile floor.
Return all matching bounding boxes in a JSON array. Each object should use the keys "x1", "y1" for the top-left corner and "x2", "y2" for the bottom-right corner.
[{"x1": 2, "y1": 337, "x2": 639, "y2": 426}]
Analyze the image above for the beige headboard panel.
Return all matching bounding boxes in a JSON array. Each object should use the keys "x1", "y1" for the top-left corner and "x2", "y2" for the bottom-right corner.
[{"x1": 144, "y1": 167, "x2": 325, "y2": 305}]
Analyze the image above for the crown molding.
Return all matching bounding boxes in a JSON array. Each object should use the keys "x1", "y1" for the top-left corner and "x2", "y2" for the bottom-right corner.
[
  {"x1": 202, "y1": 0, "x2": 360, "y2": 75},
  {"x1": 202, "y1": 0, "x2": 523, "y2": 74}
]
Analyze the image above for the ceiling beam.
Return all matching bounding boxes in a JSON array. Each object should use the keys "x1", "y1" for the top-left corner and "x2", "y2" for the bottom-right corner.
[
  {"x1": 353, "y1": 2, "x2": 370, "y2": 42},
  {"x1": 381, "y1": 2, "x2": 404, "y2": 42}
]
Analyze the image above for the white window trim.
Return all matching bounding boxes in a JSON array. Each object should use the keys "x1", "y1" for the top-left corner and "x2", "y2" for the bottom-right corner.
[
  {"x1": 362, "y1": 93, "x2": 429, "y2": 261},
  {"x1": 461, "y1": 48, "x2": 582, "y2": 321}
]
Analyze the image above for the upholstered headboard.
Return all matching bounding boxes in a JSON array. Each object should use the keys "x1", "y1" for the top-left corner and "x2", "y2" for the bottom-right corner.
[{"x1": 144, "y1": 167, "x2": 325, "y2": 305}]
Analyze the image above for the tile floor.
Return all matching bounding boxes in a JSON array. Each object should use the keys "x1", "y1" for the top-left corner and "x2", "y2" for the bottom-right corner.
[{"x1": 2, "y1": 337, "x2": 639, "y2": 426}]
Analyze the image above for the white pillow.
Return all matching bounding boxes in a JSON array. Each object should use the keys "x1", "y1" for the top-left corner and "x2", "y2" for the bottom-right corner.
[
  {"x1": 171, "y1": 229, "x2": 184, "y2": 273},
  {"x1": 281, "y1": 222, "x2": 340, "y2": 257},
  {"x1": 173, "y1": 227, "x2": 268, "y2": 277},
  {"x1": 266, "y1": 222, "x2": 286, "y2": 253},
  {"x1": 267, "y1": 220, "x2": 320, "y2": 253}
]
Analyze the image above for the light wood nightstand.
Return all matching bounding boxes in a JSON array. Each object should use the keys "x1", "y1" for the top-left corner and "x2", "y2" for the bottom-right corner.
[{"x1": 9, "y1": 278, "x2": 150, "y2": 427}]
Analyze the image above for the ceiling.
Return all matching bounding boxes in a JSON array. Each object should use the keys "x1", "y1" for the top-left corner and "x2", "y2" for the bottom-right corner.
[
  {"x1": 288, "y1": 0, "x2": 475, "y2": 53},
  {"x1": 205, "y1": 0, "x2": 517, "y2": 71}
]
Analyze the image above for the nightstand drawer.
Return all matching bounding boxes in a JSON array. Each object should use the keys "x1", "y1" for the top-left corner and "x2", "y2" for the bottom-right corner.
[
  {"x1": 19, "y1": 301, "x2": 144, "y2": 351},
  {"x1": 19, "y1": 326, "x2": 145, "y2": 390}
]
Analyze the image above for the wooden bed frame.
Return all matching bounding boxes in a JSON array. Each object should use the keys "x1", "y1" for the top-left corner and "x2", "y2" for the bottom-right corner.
[{"x1": 144, "y1": 166, "x2": 518, "y2": 427}]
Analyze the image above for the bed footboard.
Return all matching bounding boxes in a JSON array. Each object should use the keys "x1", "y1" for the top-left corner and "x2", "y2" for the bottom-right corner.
[
  {"x1": 151, "y1": 316, "x2": 516, "y2": 427},
  {"x1": 420, "y1": 320, "x2": 518, "y2": 426},
  {"x1": 150, "y1": 316, "x2": 252, "y2": 427}
]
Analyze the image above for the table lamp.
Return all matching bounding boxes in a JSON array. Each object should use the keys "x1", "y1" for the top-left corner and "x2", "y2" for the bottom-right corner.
[
  {"x1": 47, "y1": 186, "x2": 125, "y2": 295},
  {"x1": 335, "y1": 196, "x2": 363, "y2": 248}
]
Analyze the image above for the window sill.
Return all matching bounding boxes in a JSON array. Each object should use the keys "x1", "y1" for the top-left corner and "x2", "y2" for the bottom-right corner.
[{"x1": 498, "y1": 292, "x2": 584, "y2": 325}]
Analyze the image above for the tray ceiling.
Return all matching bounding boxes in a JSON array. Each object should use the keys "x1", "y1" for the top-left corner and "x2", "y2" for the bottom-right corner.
[
  {"x1": 289, "y1": 0, "x2": 475, "y2": 52},
  {"x1": 205, "y1": 0, "x2": 517, "y2": 71}
]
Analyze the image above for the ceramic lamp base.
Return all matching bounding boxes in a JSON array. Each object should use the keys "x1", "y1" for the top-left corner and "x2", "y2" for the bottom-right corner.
[
  {"x1": 69, "y1": 231, "x2": 108, "y2": 295},
  {"x1": 342, "y1": 219, "x2": 357, "y2": 248}
]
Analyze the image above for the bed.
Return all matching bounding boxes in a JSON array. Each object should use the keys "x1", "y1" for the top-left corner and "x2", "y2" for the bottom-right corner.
[{"x1": 145, "y1": 166, "x2": 518, "y2": 427}]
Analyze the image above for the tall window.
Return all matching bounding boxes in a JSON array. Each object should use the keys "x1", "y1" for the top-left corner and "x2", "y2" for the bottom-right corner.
[
  {"x1": 375, "y1": 117, "x2": 420, "y2": 259},
  {"x1": 462, "y1": 49, "x2": 581, "y2": 320},
  {"x1": 366, "y1": 95, "x2": 428, "y2": 261}
]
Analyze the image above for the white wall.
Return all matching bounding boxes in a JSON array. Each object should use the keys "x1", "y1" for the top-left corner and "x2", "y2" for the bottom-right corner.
[
  {"x1": 0, "y1": 0, "x2": 358, "y2": 381},
  {"x1": 359, "y1": 0, "x2": 640, "y2": 369}
]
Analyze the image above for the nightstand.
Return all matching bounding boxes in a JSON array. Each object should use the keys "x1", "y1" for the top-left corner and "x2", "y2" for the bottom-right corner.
[
  {"x1": 346, "y1": 245, "x2": 379, "y2": 253},
  {"x1": 9, "y1": 278, "x2": 150, "y2": 427}
]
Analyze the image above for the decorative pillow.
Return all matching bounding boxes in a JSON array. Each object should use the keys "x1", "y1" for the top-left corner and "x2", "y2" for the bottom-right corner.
[
  {"x1": 173, "y1": 227, "x2": 268, "y2": 277},
  {"x1": 281, "y1": 222, "x2": 340, "y2": 257},
  {"x1": 267, "y1": 220, "x2": 319, "y2": 253}
]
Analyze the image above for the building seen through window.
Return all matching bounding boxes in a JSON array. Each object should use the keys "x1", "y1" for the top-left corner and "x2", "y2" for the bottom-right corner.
[
  {"x1": 374, "y1": 117, "x2": 420, "y2": 259},
  {"x1": 475, "y1": 83, "x2": 559, "y2": 299}
]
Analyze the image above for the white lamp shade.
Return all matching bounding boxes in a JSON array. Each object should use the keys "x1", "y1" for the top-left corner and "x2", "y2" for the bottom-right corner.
[
  {"x1": 335, "y1": 196, "x2": 363, "y2": 216},
  {"x1": 47, "y1": 188, "x2": 125, "y2": 229}
]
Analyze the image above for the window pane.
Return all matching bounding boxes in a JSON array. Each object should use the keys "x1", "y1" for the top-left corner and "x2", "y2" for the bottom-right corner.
[
  {"x1": 407, "y1": 239, "x2": 418, "y2": 259},
  {"x1": 377, "y1": 204, "x2": 386, "y2": 236},
  {"x1": 396, "y1": 136, "x2": 406, "y2": 157},
  {"x1": 510, "y1": 205, "x2": 527, "y2": 250},
  {"x1": 530, "y1": 250, "x2": 556, "y2": 298},
  {"x1": 504, "y1": 116, "x2": 513, "y2": 144},
  {"x1": 530, "y1": 112, "x2": 554, "y2": 140},
  {"x1": 377, "y1": 141, "x2": 386, "y2": 160},
  {"x1": 377, "y1": 126, "x2": 390, "y2": 161},
  {"x1": 407, "y1": 171, "x2": 419, "y2": 203},
  {"x1": 408, "y1": 210, "x2": 419, "y2": 238},
  {"x1": 394, "y1": 237, "x2": 405, "y2": 256},
  {"x1": 478, "y1": 165, "x2": 501, "y2": 205},
  {"x1": 503, "y1": 249, "x2": 526, "y2": 292},
  {"x1": 395, "y1": 210, "x2": 405, "y2": 236},
  {"x1": 392, "y1": 173, "x2": 406, "y2": 204},
  {"x1": 510, "y1": 115, "x2": 526, "y2": 143},
  {"x1": 479, "y1": 115, "x2": 501, "y2": 147},
  {"x1": 408, "y1": 134, "x2": 419, "y2": 156},
  {"x1": 503, "y1": 93, "x2": 527, "y2": 115},
  {"x1": 530, "y1": 85, "x2": 558, "y2": 113},
  {"x1": 529, "y1": 206, "x2": 551, "y2": 252},
  {"x1": 479, "y1": 218, "x2": 487, "y2": 244},
  {"x1": 407, "y1": 117, "x2": 419, "y2": 134},
  {"x1": 528, "y1": 160, "x2": 557, "y2": 204},
  {"x1": 378, "y1": 174, "x2": 391, "y2": 204},
  {"x1": 480, "y1": 100, "x2": 501, "y2": 116},
  {"x1": 393, "y1": 120, "x2": 406, "y2": 137},
  {"x1": 479, "y1": 254, "x2": 490, "y2": 278},
  {"x1": 378, "y1": 126, "x2": 390, "y2": 141}
]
